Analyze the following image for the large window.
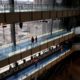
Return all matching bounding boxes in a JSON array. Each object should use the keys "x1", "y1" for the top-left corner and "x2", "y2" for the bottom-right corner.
[
  {"x1": 14, "y1": 0, "x2": 54, "y2": 12},
  {"x1": 0, "y1": 0, "x2": 9, "y2": 13},
  {"x1": 0, "y1": 19, "x2": 63, "y2": 47},
  {"x1": 0, "y1": 24, "x2": 11, "y2": 47},
  {"x1": 15, "y1": 19, "x2": 62, "y2": 43}
]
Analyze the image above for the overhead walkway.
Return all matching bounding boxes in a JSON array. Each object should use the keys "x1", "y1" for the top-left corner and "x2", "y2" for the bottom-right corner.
[{"x1": 0, "y1": 4, "x2": 80, "y2": 24}]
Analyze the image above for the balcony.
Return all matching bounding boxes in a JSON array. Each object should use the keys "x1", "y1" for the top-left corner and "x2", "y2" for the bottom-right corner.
[{"x1": 0, "y1": 4, "x2": 80, "y2": 23}]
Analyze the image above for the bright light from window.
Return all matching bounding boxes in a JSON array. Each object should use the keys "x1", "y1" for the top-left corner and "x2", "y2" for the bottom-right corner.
[
  {"x1": 17, "y1": 0, "x2": 34, "y2": 2},
  {"x1": 29, "y1": 0, "x2": 34, "y2": 2}
]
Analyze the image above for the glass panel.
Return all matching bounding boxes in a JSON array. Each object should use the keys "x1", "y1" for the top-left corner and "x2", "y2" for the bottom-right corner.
[
  {"x1": 0, "y1": 23, "x2": 11, "y2": 47},
  {"x1": 0, "y1": 19, "x2": 70, "y2": 61},
  {"x1": 0, "y1": 0, "x2": 80, "y2": 13},
  {"x1": 0, "y1": 0, "x2": 9, "y2": 13}
]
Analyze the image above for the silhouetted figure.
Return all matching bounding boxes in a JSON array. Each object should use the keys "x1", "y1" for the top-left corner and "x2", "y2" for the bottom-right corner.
[
  {"x1": 31, "y1": 56, "x2": 33, "y2": 60},
  {"x1": 23, "y1": 59, "x2": 26, "y2": 64},
  {"x1": 61, "y1": 45, "x2": 63, "y2": 52},
  {"x1": 31, "y1": 56, "x2": 33, "y2": 63},
  {"x1": 49, "y1": 47, "x2": 52, "y2": 51},
  {"x1": 15, "y1": 62, "x2": 18, "y2": 67},
  {"x1": 31, "y1": 36, "x2": 34, "y2": 43},
  {"x1": 9, "y1": 65, "x2": 14, "y2": 72},
  {"x1": 34, "y1": 58, "x2": 38, "y2": 67},
  {"x1": 9, "y1": 65, "x2": 12, "y2": 71},
  {"x1": 35, "y1": 36, "x2": 37, "y2": 43},
  {"x1": 39, "y1": 53, "x2": 41, "y2": 56}
]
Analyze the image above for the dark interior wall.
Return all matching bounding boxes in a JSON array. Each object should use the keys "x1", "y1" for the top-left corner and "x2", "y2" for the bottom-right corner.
[
  {"x1": 63, "y1": 0, "x2": 80, "y2": 8},
  {"x1": 75, "y1": 16, "x2": 80, "y2": 27},
  {"x1": 61, "y1": 17, "x2": 75, "y2": 31},
  {"x1": 62, "y1": 0, "x2": 72, "y2": 7},
  {"x1": 62, "y1": 17, "x2": 71, "y2": 31},
  {"x1": 72, "y1": 0, "x2": 80, "y2": 8},
  {"x1": 61, "y1": 16, "x2": 80, "y2": 31}
]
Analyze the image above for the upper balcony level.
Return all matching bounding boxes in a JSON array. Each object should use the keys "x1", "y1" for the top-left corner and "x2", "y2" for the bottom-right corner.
[
  {"x1": 0, "y1": 4, "x2": 80, "y2": 13},
  {"x1": 0, "y1": 4, "x2": 80, "y2": 24}
]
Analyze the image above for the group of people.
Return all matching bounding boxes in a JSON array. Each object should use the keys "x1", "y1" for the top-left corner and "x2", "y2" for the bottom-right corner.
[{"x1": 31, "y1": 36, "x2": 37, "y2": 43}]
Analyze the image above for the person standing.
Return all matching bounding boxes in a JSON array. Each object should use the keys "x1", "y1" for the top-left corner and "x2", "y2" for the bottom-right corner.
[
  {"x1": 23, "y1": 59, "x2": 26, "y2": 64},
  {"x1": 31, "y1": 36, "x2": 34, "y2": 43},
  {"x1": 35, "y1": 36, "x2": 37, "y2": 43}
]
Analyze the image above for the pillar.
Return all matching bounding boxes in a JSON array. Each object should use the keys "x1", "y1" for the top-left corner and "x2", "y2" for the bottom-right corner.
[
  {"x1": 50, "y1": 19, "x2": 53, "y2": 35},
  {"x1": 9, "y1": 0, "x2": 16, "y2": 46}
]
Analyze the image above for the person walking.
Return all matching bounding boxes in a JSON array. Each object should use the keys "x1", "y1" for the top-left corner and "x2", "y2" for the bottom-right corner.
[
  {"x1": 31, "y1": 36, "x2": 34, "y2": 43},
  {"x1": 35, "y1": 36, "x2": 37, "y2": 43},
  {"x1": 23, "y1": 59, "x2": 26, "y2": 64}
]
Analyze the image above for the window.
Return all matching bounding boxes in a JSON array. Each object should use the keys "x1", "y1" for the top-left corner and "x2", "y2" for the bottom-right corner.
[{"x1": 0, "y1": 23, "x2": 11, "y2": 47}]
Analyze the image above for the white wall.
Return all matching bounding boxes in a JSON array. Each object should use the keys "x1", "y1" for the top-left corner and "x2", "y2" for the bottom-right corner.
[{"x1": 75, "y1": 27, "x2": 80, "y2": 34}]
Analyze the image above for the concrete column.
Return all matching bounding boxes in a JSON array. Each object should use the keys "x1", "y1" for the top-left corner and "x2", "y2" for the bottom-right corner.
[
  {"x1": 10, "y1": 24, "x2": 16, "y2": 46},
  {"x1": 9, "y1": 0, "x2": 16, "y2": 46},
  {"x1": 51, "y1": 19, "x2": 53, "y2": 35},
  {"x1": 53, "y1": 0, "x2": 56, "y2": 7}
]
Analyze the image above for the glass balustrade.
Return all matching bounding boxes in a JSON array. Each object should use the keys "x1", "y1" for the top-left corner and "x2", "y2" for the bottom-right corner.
[
  {"x1": 5, "y1": 46, "x2": 70, "y2": 80},
  {"x1": 0, "y1": 0, "x2": 80, "y2": 13},
  {"x1": 0, "y1": 19, "x2": 73, "y2": 61},
  {"x1": 0, "y1": 3, "x2": 79, "y2": 13}
]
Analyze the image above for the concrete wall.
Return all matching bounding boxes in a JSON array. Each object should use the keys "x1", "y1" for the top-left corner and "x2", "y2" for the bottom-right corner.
[{"x1": 75, "y1": 27, "x2": 80, "y2": 34}]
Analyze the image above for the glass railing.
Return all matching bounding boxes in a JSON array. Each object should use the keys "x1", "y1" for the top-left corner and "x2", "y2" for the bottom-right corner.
[
  {"x1": 6, "y1": 46, "x2": 70, "y2": 80},
  {"x1": 0, "y1": 4, "x2": 80, "y2": 13}
]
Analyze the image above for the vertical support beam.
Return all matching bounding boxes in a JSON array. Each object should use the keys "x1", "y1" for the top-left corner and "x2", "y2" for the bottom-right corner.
[
  {"x1": 11, "y1": 24, "x2": 16, "y2": 46},
  {"x1": 51, "y1": 19, "x2": 53, "y2": 35},
  {"x1": 9, "y1": 0, "x2": 16, "y2": 46},
  {"x1": 9, "y1": 0, "x2": 14, "y2": 12},
  {"x1": 53, "y1": 0, "x2": 55, "y2": 7},
  {"x1": 53, "y1": 0, "x2": 56, "y2": 7}
]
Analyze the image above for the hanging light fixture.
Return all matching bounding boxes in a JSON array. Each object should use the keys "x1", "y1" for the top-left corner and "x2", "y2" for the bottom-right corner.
[
  {"x1": 2, "y1": 25, "x2": 7, "y2": 28},
  {"x1": 40, "y1": 20, "x2": 48, "y2": 23}
]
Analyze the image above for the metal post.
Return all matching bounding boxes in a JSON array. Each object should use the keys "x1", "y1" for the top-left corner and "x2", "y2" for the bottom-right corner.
[
  {"x1": 51, "y1": 19, "x2": 53, "y2": 35},
  {"x1": 53, "y1": 0, "x2": 55, "y2": 8},
  {"x1": 10, "y1": 24, "x2": 16, "y2": 46},
  {"x1": 9, "y1": 0, "x2": 14, "y2": 12},
  {"x1": 3, "y1": 27, "x2": 5, "y2": 43}
]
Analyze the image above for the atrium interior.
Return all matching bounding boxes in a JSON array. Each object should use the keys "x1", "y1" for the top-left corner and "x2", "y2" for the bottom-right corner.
[{"x1": 0, "y1": 0, "x2": 80, "y2": 80}]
